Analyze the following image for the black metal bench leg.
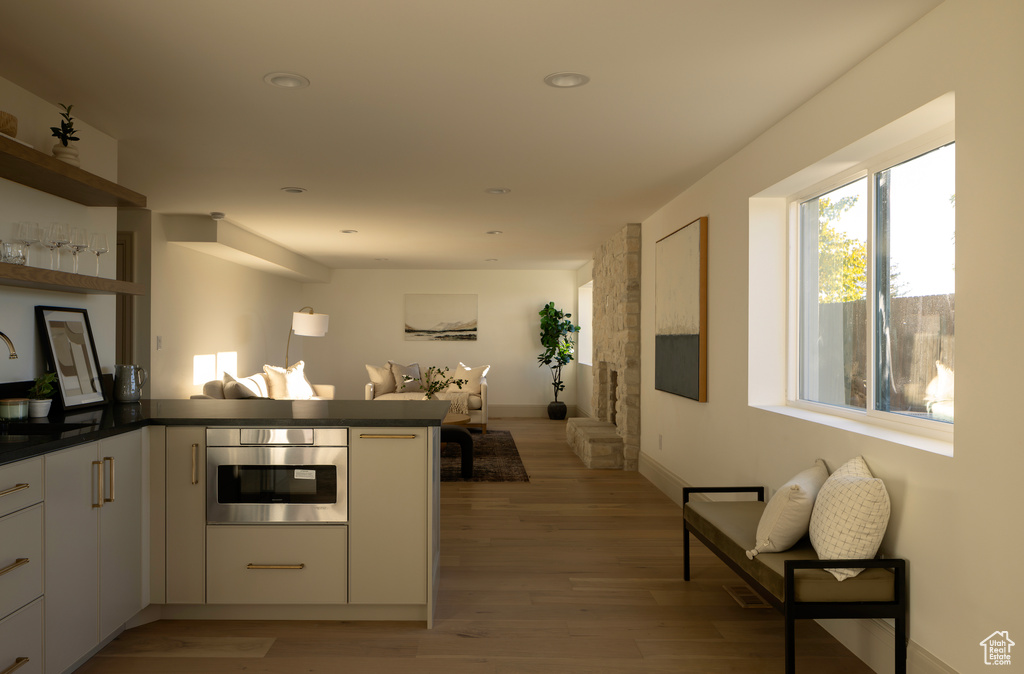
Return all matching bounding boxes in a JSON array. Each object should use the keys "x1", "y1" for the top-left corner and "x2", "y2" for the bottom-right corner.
[
  {"x1": 895, "y1": 618, "x2": 907, "y2": 674},
  {"x1": 785, "y1": 615, "x2": 796, "y2": 674},
  {"x1": 683, "y1": 527, "x2": 690, "y2": 581}
]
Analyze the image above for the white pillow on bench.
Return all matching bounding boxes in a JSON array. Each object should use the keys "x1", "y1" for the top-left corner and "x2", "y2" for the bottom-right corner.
[{"x1": 746, "y1": 459, "x2": 828, "y2": 559}]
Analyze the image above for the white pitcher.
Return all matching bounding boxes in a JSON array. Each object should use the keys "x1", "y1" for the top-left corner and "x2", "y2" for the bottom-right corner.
[{"x1": 114, "y1": 364, "x2": 148, "y2": 402}]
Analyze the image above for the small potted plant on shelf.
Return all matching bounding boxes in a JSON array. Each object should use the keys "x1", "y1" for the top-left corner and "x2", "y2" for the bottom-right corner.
[
  {"x1": 28, "y1": 372, "x2": 57, "y2": 418},
  {"x1": 537, "y1": 301, "x2": 580, "y2": 420},
  {"x1": 50, "y1": 103, "x2": 81, "y2": 166}
]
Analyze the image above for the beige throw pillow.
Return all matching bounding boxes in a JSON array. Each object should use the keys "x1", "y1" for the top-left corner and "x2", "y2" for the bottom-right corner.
[
  {"x1": 746, "y1": 459, "x2": 828, "y2": 559},
  {"x1": 809, "y1": 456, "x2": 891, "y2": 581},
  {"x1": 223, "y1": 372, "x2": 263, "y2": 399},
  {"x1": 451, "y1": 362, "x2": 490, "y2": 394},
  {"x1": 263, "y1": 361, "x2": 315, "y2": 400},
  {"x1": 389, "y1": 361, "x2": 421, "y2": 392},
  {"x1": 366, "y1": 363, "x2": 396, "y2": 396}
]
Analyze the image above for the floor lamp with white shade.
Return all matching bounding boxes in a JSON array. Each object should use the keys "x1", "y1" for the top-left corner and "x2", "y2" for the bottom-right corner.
[{"x1": 286, "y1": 306, "x2": 329, "y2": 367}]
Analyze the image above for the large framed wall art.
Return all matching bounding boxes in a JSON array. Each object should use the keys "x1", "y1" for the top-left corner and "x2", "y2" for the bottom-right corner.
[
  {"x1": 655, "y1": 216, "x2": 708, "y2": 401},
  {"x1": 35, "y1": 305, "x2": 107, "y2": 409},
  {"x1": 404, "y1": 294, "x2": 478, "y2": 341}
]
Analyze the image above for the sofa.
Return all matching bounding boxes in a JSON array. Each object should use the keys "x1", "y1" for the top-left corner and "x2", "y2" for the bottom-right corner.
[
  {"x1": 365, "y1": 360, "x2": 488, "y2": 432},
  {"x1": 191, "y1": 362, "x2": 335, "y2": 400}
]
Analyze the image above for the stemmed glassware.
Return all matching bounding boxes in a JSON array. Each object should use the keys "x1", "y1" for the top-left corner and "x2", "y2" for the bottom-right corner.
[
  {"x1": 68, "y1": 227, "x2": 89, "y2": 273},
  {"x1": 88, "y1": 233, "x2": 109, "y2": 276},
  {"x1": 13, "y1": 222, "x2": 40, "y2": 266},
  {"x1": 41, "y1": 223, "x2": 65, "y2": 270}
]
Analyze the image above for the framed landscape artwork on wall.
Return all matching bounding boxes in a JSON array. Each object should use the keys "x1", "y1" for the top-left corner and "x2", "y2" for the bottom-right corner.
[
  {"x1": 35, "y1": 305, "x2": 107, "y2": 409},
  {"x1": 655, "y1": 216, "x2": 708, "y2": 401},
  {"x1": 405, "y1": 294, "x2": 478, "y2": 341}
]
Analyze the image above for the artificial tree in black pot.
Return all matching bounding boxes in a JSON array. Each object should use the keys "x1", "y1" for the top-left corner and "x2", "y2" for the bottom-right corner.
[{"x1": 537, "y1": 301, "x2": 580, "y2": 420}]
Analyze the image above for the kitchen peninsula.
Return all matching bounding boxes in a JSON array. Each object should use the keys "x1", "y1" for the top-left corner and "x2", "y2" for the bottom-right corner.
[{"x1": 0, "y1": 398, "x2": 448, "y2": 674}]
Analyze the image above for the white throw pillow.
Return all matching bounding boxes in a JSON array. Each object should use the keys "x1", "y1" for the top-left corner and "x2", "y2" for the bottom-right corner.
[
  {"x1": 223, "y1": 372, "x2": 269, "y2": 398},
  {"x1": 809, "y1": 456, "x2": 891, "y2": 580},
  {"x1": 389, "y1": 361, "x2": 421, "y2": 392},
  {"x1": 365, "y1": 363, "x2": 396, "y2": 397},
  {"x1": 451, "y1": 362, "x2": 490, "y2": 394},
  {"x1": 746, "y1": 459, "x2": 828, "y2": 559},
  {"x1": 263, "y1": 361, "x2": 315, "y2": 400}
]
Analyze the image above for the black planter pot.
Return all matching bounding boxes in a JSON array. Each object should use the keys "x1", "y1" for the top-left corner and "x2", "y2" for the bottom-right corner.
[{"x1": 547, "y1": 401, "x2": 567, "y2": 420}]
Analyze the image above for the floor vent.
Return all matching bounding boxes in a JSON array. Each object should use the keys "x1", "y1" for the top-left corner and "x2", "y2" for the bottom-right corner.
[{"x1": 724, "y1": 584, "x2": 771, "y2": 609}]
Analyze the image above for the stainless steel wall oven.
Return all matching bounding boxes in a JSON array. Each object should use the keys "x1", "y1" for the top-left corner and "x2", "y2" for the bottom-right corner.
[{"x1": 206, "y1": 427, "x2": 347, "y2": 524}]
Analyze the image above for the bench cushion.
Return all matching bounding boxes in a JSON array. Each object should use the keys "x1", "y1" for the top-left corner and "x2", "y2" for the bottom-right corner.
[{"x1": 685, "y1": 500, "x2": 894, "y2": 604}]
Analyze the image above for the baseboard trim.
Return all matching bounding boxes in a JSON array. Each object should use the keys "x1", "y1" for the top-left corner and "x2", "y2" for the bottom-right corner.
[
  {"x1": 490, "y1": 403, "x2": 578, "y2": 418},
  {"x1": 637, "y1": 451, "x2": 956, "y2": 674}
]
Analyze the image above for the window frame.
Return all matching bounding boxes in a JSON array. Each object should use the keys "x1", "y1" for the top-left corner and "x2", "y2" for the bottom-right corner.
[{"x1": 786, "y1": 127, "x2": 955, "y2": 442}]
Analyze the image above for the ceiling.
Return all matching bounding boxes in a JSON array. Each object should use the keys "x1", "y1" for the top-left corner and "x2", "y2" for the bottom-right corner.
[{"x1": 0, "y1": 0, "x2": 941, "y2": 271}]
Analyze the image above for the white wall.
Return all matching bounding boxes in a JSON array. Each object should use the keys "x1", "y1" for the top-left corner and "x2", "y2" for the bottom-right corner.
[
  {"x1": 300, "y1": 269, "x2": 578, "y2": 410},
  {"x1": 147, "y1": 214, "x2": 305, "y2": 398},
  {"x1": 639, "y1": 1, "x2": 1022, "y2": 671},
  {"x1": 0, "y1": 77, "x2": 118, "y2": 383}
]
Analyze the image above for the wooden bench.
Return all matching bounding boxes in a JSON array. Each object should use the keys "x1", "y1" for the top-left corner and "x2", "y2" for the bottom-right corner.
[{"x1": 682, "y1": 486, "x2": 908, "y2": 674}]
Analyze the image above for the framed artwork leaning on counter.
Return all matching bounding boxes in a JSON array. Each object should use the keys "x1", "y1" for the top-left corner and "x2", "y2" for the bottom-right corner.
[{"x1": 36, "y1": 305, "x2": 106, "y2": 409}]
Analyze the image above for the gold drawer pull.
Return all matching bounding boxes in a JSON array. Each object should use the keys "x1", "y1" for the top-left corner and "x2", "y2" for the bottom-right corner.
[
  {"x1": 0, "y1": 558, "x2": 29, "y2": 578},
  {"x1": 191, "y1": 443, "x2": 199, "y2": 485},
  {"x1": 92, "y1": 461, "x2": 103, "y2": 508},
  {"x1": 103, "y1": 457, "x2": 115, "y2": 503},
  {"x1": 0, "y1": 483, "x2": 29, "y2": 499},
  {"x1": 359, "y1": 434, "x2": 417, "y2": 439},
  {"x1": 1, "y1": 657, "x2": 29, "y2": 674},
  {"x1": 246, "y1": 563, "x2": 305, "y2": 570}
]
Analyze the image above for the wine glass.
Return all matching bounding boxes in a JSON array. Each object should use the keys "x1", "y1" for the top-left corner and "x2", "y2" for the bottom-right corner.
[
  {"x1": 52, "y1": 222, "x2": 70, "y2": 270},
  {"x1": 13, "y1": 221, "x2": 39, "y2": 266},
  {"x1": 69, "y1": 227, "x2": 89, "y2": 273},
  {"x1": 41, "y1": 223, "x2": 64, "y2": 270},
  {"x1": 88, "y1": 233, "x2": 109, "y2": 276}
]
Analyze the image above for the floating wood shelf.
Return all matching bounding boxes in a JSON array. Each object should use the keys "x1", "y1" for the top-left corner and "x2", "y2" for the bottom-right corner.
[
  {"x1": 0, "y1": 263, "x2": 145, "y2": 295},
  {"x1": 0, "y1": 135, "x2": 146, "y2": 208}
]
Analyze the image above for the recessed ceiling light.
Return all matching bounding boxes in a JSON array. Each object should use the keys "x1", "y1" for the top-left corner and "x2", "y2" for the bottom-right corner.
[
  {"x1": 486, "y1": 230, "x2": 503, "y2": 235},
  {"x1": 543, "y1": 72, "x2": 590, "y2": 88},
  {"x1": 280, "y1": 186, "x2": 307, "y2": 194},
  {"x1": 374, "y1": 257, "x2": 388, "y2": 261},
  {"x1": 484, "y1": 188, "x2": 511, "y2": 195},
  {"x1": 264, "y1": 72, "x2": 310, "y2": 89},
  {"x1": 340, "y1": 229, "x2": 358, "y2": 234},
  {"x1": 484, "y1": 258, "x2": 498, "y2": 262}
]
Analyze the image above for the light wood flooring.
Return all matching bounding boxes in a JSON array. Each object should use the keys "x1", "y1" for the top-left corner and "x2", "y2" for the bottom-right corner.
[{"x1": 78, "y1": 418, "x2": 872, "y2": 673}]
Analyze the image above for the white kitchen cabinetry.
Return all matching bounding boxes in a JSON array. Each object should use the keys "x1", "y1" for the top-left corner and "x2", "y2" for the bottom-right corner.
[
  {"x1": 164, "y1": 427, "x2": 206, "y2": 604},
  {"x1": 348, "y1": 428, "x2": 428, "y2": 605},
  {"x1": 0, "y1": 458, "x2": 44, "y2": 674},
  {"x1": 44, "y1": 431, "x2": 143, "y2": 674}
]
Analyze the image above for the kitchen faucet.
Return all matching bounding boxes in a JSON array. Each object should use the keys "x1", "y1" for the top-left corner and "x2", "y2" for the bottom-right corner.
[{"x1": 0, "y1": 331, "x2": 17, "y2": 359}]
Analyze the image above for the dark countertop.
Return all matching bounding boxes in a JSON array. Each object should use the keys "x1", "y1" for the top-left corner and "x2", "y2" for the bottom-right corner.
[{"x1": 0, "y1": 398, "x2": 451, "y2": 466}]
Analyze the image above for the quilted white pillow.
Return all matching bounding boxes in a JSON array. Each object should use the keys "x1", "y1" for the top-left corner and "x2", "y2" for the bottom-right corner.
[
  {"x1": 451, "y1": 362, "x2": 490, "y2": 394},
  {"x1": 746, "y1": 459, "x2": 828, "y2": 559},
  {"x1": 365, "y1": 363, "x2": 396, "y2": 396},
  {"x1": 263, "y1": 361, "x2": 315, "y2": 400},
  {"x1": 809, "y1": 456, "x2": 891, "y2": 581}
]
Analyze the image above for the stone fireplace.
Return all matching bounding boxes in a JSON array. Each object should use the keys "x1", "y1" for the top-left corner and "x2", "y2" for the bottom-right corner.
[{"x1": 567, "y1": 223, "x2": 641, "y2": 470}]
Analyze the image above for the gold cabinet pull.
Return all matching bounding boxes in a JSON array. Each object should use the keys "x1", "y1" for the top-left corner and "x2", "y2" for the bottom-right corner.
[
  {"x1": 0, "y1": 483, "x2": 29, "y2": 499},
  {"x1": 0, "y1": 558, "x2": 29, "y2": 578},
  {"x1": 191, "y1": 443, "x2": 199, "y2": 485},
  {"x1": 246, "y1": 563, "x2": 305, "y2": 570},
  {"x1": 1, "y1": 657, "x2": 29, "y2": 674},
  {"x1": 92, "y1": 460, "x2": 103, "y2": 508},
  {"x1": 103, "y1": 456, "x2": 115, "y2": 503},
  {"x1": 358, "y1": 434, "x2": 417, "y2": 439}
]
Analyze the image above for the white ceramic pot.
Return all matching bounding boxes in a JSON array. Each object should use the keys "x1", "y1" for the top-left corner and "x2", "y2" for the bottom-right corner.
[
  {"x1": 51, "y1": 143, "x2": 80, "y2": 166},
  {"x1": 28, "y1": 399, "x2": 52, "y2": 418}
]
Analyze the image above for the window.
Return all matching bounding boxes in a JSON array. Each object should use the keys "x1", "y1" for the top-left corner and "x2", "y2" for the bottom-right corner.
[
  {"x1": 794, "y1": 142, "x2": 955, "y2": 427},
  {"x1": 577, "y1": 281, "x2": 593, "y2": 366}
]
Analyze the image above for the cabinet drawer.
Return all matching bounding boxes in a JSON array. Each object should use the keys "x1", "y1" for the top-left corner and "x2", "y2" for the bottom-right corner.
[
  {"x1": 0, "y1": 598, "x2": 42, "y2": 674},
  {"x1": 0, "y1": 459, "x2": 42, "y2": 519},
  {"x1": 206, "y1": 526, "x2": 347, "y2": 605},
  {"x1": 0, "y1": 505, "x2": 43, "y2": 621}
]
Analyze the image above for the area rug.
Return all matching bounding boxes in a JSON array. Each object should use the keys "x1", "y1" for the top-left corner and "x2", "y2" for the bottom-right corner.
[{"x1": 440, "y1": 429, "x2": 530, "y2": 482}]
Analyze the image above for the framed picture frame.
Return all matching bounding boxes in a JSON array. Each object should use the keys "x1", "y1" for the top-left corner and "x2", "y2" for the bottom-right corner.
[
  {"x1": 655, "y1": 216, "x2": 708, "y2": 401},
  {"x1": 35, "y1": 306, "x2": 106, "y2": 409}
]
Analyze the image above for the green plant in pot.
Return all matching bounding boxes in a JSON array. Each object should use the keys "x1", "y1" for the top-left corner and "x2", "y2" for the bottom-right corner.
[
  {"x1": 537, "y1": 301, "x2": 580, "y2": 420},
  {"x1": 50, "y1": 103, "x2": 81, "y2": 166},
  {"x1": 28, "y1": 372, "x2": 57, "y2": 418}
]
